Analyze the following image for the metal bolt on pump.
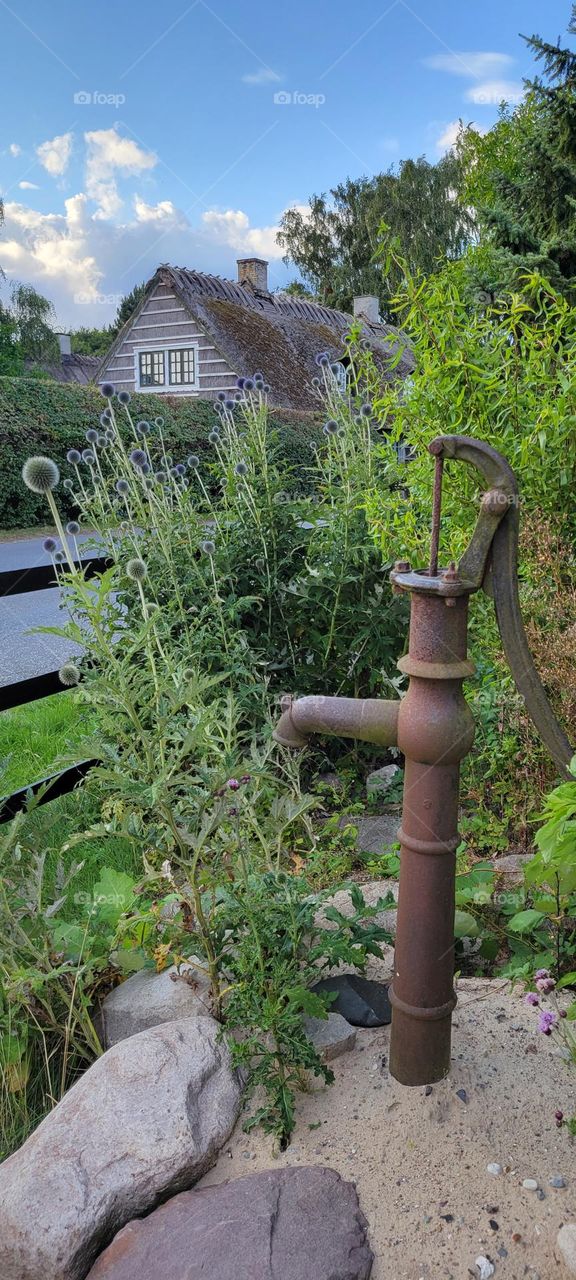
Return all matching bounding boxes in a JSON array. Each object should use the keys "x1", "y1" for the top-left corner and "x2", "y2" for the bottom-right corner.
[{"x1": 274, "y1": 435, "x2": 573, "y2": 1087}]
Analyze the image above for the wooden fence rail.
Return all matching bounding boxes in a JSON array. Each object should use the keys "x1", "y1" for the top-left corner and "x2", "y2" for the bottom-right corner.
[{"x1": 0, "y1": 555, "x2": 110, "y2": 824}]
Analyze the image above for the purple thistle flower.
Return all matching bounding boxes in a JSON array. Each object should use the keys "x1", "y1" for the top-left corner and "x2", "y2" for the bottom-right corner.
[
  {"x1": 67, "y1": 449, "x2": 81, "y2": 465},
  {"x1": 187, "y1": 455, "x2": 200, "y2": 469},
  {"x1": 537, "y1": 1010, "x2": 558, "y2": 1035},
  {"x1": 227, "y1": 778, "x2": 240, "y2": 790},
  {"x1": 208, "y1": 430, "x2": 220, "y2": 445},
  {"x1": 224, "y1": 399, "x2": 235, "y2": 410},
  {"x1": 82, "y1": 449, "x2": 95, "y2": 465},
  {"x1": 129, "y1": 448, "x2": 147, "y2": 468},
  {"x1": 536, "y1": 976, "x2": 556, "y2": 994},
  {"x1": 118, "y1": 391, "x2": 131, "y2": 405},
  {"x1": 101, "y1": 382, "x2": 115, "y2": 398},
  {"x1": 43, "y1": 537, "x2": 57, "y2": 554},
  {"x1": 263, "y1": 383, "x2": 270, "y2": 393},
  {"x1": 66, "y1": 521, "x2": 80, "y2": 535},
  {"x1": 217, "y1": 391, "x2": 227, "y2": 402},
  {"x1": 136, "y1": 420, "x2": 151, "y2": 436},
  {"x1": 243, "y1": 378, "x2": 255, "y2": 391},
  {"x1": 115, "y1": 478, "x2": 129, "y2": 494},
  {"x1": 85, "y1": 429, "x2": 98, "y2": 444},
  {"x1": 360, "y1": 403, "x2": 373, "y2": 417},
  {"x1": 524, "y1": 992, "x2": 539, "y2": 1007},
  {"x1": 535, "y1": 969, "x2": 550, "y2": 980},
  {"x1": 100, "y1": 412, "x2": 111, "y2": 426},
  {"x1": 236, "y1": 377, "x2": 245, "y2": 389}
]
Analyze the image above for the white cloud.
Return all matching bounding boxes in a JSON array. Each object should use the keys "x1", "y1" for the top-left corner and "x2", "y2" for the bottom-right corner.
[
  {"x1": 242, "y1": 67, "x2": 282, "y2": 85},
  {"x1": 436, "y1": 121, "x2": 462, "y2": 153},
  {"x1": 133, "y1": 195, "x2": 187, "y2": 227},
  {"x1": 466, "y1": 80, "x2": 524, "y2": 106},
  {"x1": 36, "y1": 132, "x2": 73, "y2": 177},
  {"x1": 1, "y1": 195, "x2": 102, "y2": 306},
  {"x1": 85, "y1": 128, "x2": 157, "y2": 220},
  {"x1": 9, "y1": 143, "x2": 21, "y2": 157},
  {"x1": 424, "y1": 51, "x2": 514, "y2": 79},
  {"x1": 201, "y1": 208, "x2": 283, "y2": 259},
  {"x1": 18, "y1": 181, "x2": 40, "y2": 191}
]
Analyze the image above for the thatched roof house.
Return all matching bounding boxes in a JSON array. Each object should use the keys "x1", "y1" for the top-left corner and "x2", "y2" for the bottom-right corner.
[
  {"x1": 27, "y1": 335, "x2": 99, "y2": 385},
  {"x1": 96, "y1": 259, "x2": 413, "y2": 410}
]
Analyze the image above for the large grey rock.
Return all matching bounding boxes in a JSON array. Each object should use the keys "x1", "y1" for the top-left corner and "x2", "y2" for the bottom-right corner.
[
  {"x1": 303, "y1": 1011, "x2": 357, "y2": 1061},
  {"x1": 341, "y1": 814, "x2": 399, "y2": 856},
  {"x1": 97, "y1": 961, "x2": 213, "y2": 1048},
  {"x1": 493, "y1": 853, "x2": 533, "y2": 886},
  {"x1": 316, "y1": 878, "x2": 398, "y2": 936},
  {"x1": 557, "y1": 1224, "x2": 576, "y2": 1275},
  {"x1": 0, "y1": 1018, "x2": 242, "y2": 1280},
  {"x1": 86, "y1": 1166, "x2": 374, "y2": 1279},
  {"x1": 366, "y1": 763, "x2": 400, "y2": 800}
]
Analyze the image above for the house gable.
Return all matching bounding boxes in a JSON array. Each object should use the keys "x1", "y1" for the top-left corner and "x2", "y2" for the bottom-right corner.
[{"x1": 97, "y1": 277, "x2": 237, "y2": 398}]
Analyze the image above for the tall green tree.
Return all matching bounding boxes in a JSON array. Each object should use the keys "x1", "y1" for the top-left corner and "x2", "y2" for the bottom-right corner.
[
  {"x1": 70, "y1": 325, "x2": 114, "y2": 357},
  {"x1": 10, "y1": 283, "x2": 59, "y2": 364},
  {"x1": 113, "y1": 281, "x2": 147, "y2": 332},
  {"x1": 459, "y1": 6, "x2": 576, "y2": 295},
  {"x1": 277, "y1": 155, "x2": 473, "y2": 319}
]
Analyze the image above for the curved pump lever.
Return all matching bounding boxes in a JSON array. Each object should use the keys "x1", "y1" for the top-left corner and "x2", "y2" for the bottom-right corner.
[{"x1": 429, "y1": 435, "x2": 574, "y2": 777}]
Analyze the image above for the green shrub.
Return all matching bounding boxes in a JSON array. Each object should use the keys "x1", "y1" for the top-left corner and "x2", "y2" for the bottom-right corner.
[{"x1": 0, "y1": 377, "x2": 323, "y2": 528}]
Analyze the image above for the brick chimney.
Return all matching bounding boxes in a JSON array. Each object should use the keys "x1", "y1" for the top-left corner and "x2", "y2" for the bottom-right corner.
[
  {"x1": 57, "y1": 333, "x2": 71, "y2": 359},
  {"x1": 353, "y1": 296, "x2": 380, "y2": 324},
  {"x1": 237, "y1": 258, "x2": 269, "y2": 292}
]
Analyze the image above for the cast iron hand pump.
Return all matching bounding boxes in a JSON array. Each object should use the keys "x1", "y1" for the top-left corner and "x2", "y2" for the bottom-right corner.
[{"x1": 274, "y1": 435, "x2": 574, "y2": 1087}]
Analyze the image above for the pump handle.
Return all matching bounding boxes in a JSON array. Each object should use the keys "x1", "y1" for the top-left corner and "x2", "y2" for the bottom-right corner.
[{"x1": 429, "y1": 435, "x2": 574, "y2": 776}]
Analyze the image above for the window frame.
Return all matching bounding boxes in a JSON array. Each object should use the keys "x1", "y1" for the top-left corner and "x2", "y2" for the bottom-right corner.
[
  {"x1": 168, "y1": 347, "x2": 197, "y2": 387},
  {"x1": 134, "y1": 343, "x2": 200, "y2": 393}
]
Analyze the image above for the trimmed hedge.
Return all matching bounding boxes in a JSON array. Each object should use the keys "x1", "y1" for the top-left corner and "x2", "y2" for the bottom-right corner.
[{"x1": 0, "y1": 378, "x2": 323, "y2": 529}]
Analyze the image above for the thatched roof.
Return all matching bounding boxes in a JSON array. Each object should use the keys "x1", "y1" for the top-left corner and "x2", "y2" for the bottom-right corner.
[
  {"x1": 98, "y1": 265, "x2": 414, "y2": 410},
  {"x1": 27, "y1": 353, "x2": 100, "y2": 385}
]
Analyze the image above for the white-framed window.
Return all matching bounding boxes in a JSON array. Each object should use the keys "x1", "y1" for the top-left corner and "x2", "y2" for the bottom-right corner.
[
  {"x1": 138, "y1": 349, "x2": 165, "y2": 388},
  {"x1": 135, "y1": 345, "x2": 199, "y2": 392}
]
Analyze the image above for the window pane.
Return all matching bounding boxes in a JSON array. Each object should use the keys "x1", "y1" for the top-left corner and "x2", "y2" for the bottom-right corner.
[
  {"x1": 139, "y1": 351, "x2": 164, "y2": 386},
  {"x1": 169, "y1": 348, "x2": 195, "y2": 385}
]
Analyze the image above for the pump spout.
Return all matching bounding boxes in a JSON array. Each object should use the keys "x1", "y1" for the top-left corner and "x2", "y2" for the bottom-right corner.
[{"x1": 273, "y1": 694, "x2": 399, "y2": 750}]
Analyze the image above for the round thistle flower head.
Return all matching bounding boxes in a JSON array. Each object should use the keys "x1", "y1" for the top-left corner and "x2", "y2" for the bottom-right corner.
[
  {"x1": 208, "y1": 430, "x2": 220, "y2": 444},
  {"x1": 536, "y1": 976, "x2": 556, "y2": 994},
  {"x1": 324, "y1": 419, "x2": 338, "y2": 435},
  {"x1": 315, "y1": 352, "x2": 329, "y2": 367},
  {"x1": 253, "y1": 371, "x2": 263, "y2": 382},
  {"x1": 66, "y1": 520, "x2": 80, "y2": 535},
  {"x1": 154, "y1": 469, "x2": 166, "y2": 483},
  {"x1": 535, "y1": 969, "x2": 550, "y2": 980},
  {"x1": 136, "y1": 420, "x2": 151, "y2": 436},
  {"x1": 59, "y1": 661, "x2": 81, "y2": 687},
  {"x1": 263, "y1": 383, "x2": 270, "y2": 394},
  {"x1": 126, "y1": 557, "x2": 147, "y2": 582},
  {"x1": 100, "y1": 411, "x2": 111, "y2": 427},
  {"x1": 217, "y1": 391, "x2": 227, "y2": 402},
  {"x1": 85, "y1": 429, "x2": 98, "y2": 444},
  {"x1": 537, "y1": 1010, "x2": 558, "y2": 1035},
  {"x1": 105, "y1": 429, "x2": 115, "y2": 443},
  {"x1": 96, "y1": 434, "x2": 108, "y2": 447},
  {"x1": 154, "y1": 416, "x2": 164, "y2": 428},
  {"x1": 187, "y1": 454, "x2": 200, "y2": 469},
  {"x1": 101, "y1": 382, "x2": 115, "y2": 398},
  {"x1": 54, "y1": 550, "x2": 65, "y2": 563},
  {"x1": 129, "y1": 448, "x2": 147, "y2": 468},
  {"x1": 227, "y1": 778, "x2": 240, "y2": 790},
  {"x1": 524, "y1": 992, "x2": 540, "y2": 1007},
  {"x1": 82, "y1": 449, "x2": 95, "y2": 465},
  {"x1": 234, "y1": 461, "x2": 248, "y2": 477},
  {"x1": 224, "y1": 399, "x2": 235, "y2": 410},
  {"x1": 243, "y1": 377, "x2": 255, "y2": 391},
  {"x1": 22, "y1": 456, "x2": 59, "y2": 494},
  {"x1": 118, "y1": 390, "x2": 131, "y2": 405},
  {"x1": 312, "y1": 376, "x2": 320, "y2": 389},
  {"x1": 201, "y1": 539, "x2": 215, "y2": 556},
  {"x1": 141, "y1": 462, "x2": 151, "y2": 475},
  {"x1": 175, "y1": 462, "x2": 186, "y2": 476},
  {"x1": 67, "y1": 449, "x2": 82, "y2": 465},
  {"x1": 236, "y1": 377, "x2": 245, "y2": 389},
  {"x1": 43, "y1": 536, "x2": 57, "y2": 554},
  {"x1": 115, "y1": 477, "x2": 129, "y2": 494},
  {"x1": 360, "y1": 403, "x2": 372, "y2": 417},
  {"x1": 234, "y1": 391, "x2": 243, "y2": 401},
  {"x1": 63, "y1": 478, "x2": 74, "y2": 491}
]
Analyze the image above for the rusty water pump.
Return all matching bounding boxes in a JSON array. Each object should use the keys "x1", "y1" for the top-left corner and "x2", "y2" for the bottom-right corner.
[{"x1": 274, "y1": 435, "x2": 573, "y2": 1087}]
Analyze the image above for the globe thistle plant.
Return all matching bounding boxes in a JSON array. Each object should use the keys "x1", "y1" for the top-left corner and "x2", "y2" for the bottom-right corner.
[
  {"x1": 126, "y1": 557, "x2": 147, "y2": 582},
  {"x1": 154, "y1": 416, "x2": 164, "y2": 428},
  {"x1": 85, "y1": 429, "x2": 98, "y2": 444},
  {"x1": 136, "y1": 420, "x2": 151, "y2": 436},
  {"x1": 201, "y1": 539, "x2": 215, "y2": 556},
  {"x1": 129, "y1": 448, "x2": 147, "y2": 469},
  {"x1": 115, "y1": 477, "x2": 129, "y2": 495},
  {"x1": 118, "y1": 391, "x2": 131, "y2": 405},
  {"x1": 217, "y1": 391, "x2": 227, "y2": 402},
  {"x1": 324, "y1": 420, "x2": 338, "y2": 435},
  {"x1": 187, "y1": 454, "x2": 200, "y2": 469},
  {"x1": 234, "y1": 461, "x2": 248, "y2": 477},
  {"x1": 101, "y1": 383, "x2": 115, "y2": 398},
  {"x1": 208, "y1": 430, "x2": 220, "y2": 445},
  {"x1": 43, "y1": 536, "x2": 57, "y2": 555},
  {"x1": 59, "y1": 661, "x2": 81, "y2": 687},
  {"x1": 22, "y1": 456, "x2": 76, "y2": 573},
  {"x1": 67, "y1": 449, "x2": 81, "y2": 465},
  {"x1": 243, "y1": 378, "x2": 255, "y2": 391}
]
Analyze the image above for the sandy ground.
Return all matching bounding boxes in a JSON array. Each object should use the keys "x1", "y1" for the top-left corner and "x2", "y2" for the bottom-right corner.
[{"x1": 200, "y1": 950, "x2": 576, "y2": 1280}]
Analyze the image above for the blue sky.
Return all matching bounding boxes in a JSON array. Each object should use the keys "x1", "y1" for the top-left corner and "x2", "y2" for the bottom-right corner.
[{"x1": 0, "y1": 0, "x2": 561, "y2": 326}]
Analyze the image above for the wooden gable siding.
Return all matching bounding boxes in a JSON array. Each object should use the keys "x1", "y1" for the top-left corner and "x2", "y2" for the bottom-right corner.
[{"x1": 98, "y1": 282, "x2": 237, "y2": 397}]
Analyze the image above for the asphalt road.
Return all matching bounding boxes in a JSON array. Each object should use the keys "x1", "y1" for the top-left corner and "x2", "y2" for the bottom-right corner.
[{"x1": 0, "y1": 534, "x2": 95, "y2": 687}]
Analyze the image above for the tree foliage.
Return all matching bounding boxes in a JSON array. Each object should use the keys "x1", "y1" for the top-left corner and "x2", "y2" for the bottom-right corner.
[
  {"x1": 114, "y1": 281, "x2": 147, "y2": 331},
  {"x1": 9, "y1": 283, "x2": 59, "y2": 364},
  {"x1": 277, "y1": 156, "x2": 473, "y2": 318}
]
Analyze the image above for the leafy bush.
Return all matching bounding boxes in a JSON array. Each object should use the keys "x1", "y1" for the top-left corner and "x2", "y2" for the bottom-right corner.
[{"x1": 0, "y1": 377, "x2": 323, "y2": 528}]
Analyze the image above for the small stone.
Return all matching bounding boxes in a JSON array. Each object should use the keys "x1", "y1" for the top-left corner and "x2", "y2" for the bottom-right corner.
[
  {"x1": 497, "y1": 1245, "x2": 508, "y2": 1258},
  {"x1": 549, "y1": 1175, "x2": 566, "y2": 1188},
  {"x1": 522, "y1": 1178, "x2": 539, "y2": 1191},
  {"x1": 456, "y1": 1088, "x2": 468, "y2": 1103},
  {"x1": 475, "y1": 1256, "x2": 495, "y2": 1280},
  {"x1": 557, "y1": 1224, "x2": 576, "y2": 1275},
  {"x1": 486, "y1": 1163, "x2": 503, "y2": 1176},
  {"x1": 303, "y1": 1013, "x2": 357, "y2": 1062},
  {"x1": 489, "y1": 1219, "x2": 499, "y2": 1231},
  {"x1": 424, "y1": 1085, "x2": 433, "y2": 1097},
  {"x1": 536, "y1": 1187, "x2": 545, "y2": 1200}
]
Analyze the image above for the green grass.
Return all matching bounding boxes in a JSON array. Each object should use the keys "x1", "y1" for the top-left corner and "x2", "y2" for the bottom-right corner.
[{"x1": 0, "y1": 693, "x2": 139, "y2": 899}]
